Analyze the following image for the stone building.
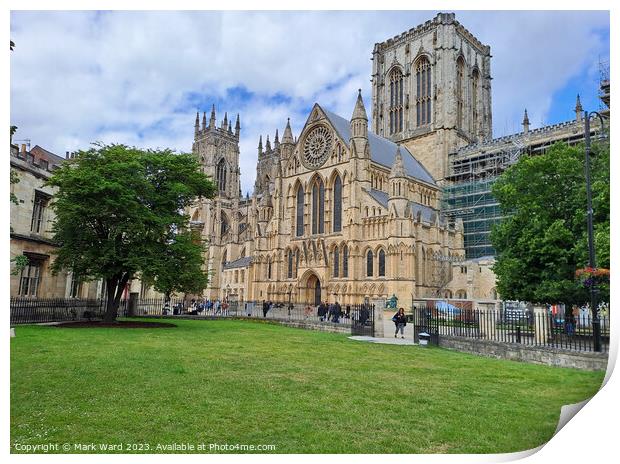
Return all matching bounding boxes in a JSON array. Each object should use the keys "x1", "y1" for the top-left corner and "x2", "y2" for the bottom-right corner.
[{"x1": 9, "y1": 144, "x2": 103, "y2": 298}]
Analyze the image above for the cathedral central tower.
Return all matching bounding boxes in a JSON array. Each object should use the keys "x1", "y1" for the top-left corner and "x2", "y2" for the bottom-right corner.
[{"x1": 371, "y1": 12, "x2": 492, "y2": 181}]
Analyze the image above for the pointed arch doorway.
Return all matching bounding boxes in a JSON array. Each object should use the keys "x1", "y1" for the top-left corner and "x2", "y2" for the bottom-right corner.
[{"x1": 304, "y1": 273, "x2": 322, "y2": 305}]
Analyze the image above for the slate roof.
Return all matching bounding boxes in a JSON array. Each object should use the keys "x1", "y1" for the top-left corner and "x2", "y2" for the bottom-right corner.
[
  {"x1": 223, "y1": 256, "x2": 253, "y2": 270},
  {"x1": 409, "y1": 202, "x2": 439, "y2": 223},
  {"x1": 322, "y1": 108, "x2": 436, "y2": 185},
  {"x1": 367, "y1": 188, "x2": 389, "y2": 207},
  {"x1": 364, "y1": 188, "x2": 444, "y2": 224}
]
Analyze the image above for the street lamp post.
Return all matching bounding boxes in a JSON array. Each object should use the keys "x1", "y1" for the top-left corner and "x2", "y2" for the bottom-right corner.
[{"x1": 584, "y1": 111, "x2": 605, "y2": 352}]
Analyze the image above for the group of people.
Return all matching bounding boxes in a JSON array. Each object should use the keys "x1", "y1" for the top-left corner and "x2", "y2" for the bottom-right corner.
[
  {"x1": 317, "y1": 301, "x2": 344, "y2": 323},
  {"x1": 162, "y1": 298, "x2": 231, "y2": 316}
]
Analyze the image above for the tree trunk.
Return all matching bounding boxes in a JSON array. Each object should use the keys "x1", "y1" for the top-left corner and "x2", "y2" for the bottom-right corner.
[
  {"x1": 103, "y1": 277, "x2": 120, "y2": 322},
  {"x1": 103, "y1": 273, "x2": 132, "y2": 322}
]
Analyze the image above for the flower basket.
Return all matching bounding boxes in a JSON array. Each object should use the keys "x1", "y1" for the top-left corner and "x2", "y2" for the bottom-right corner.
[{"x1": 575, "y1": 267, "x2": 610, "y2": 288}]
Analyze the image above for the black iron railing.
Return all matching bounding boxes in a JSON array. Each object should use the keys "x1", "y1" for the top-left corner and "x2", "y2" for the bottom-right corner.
[
  {"x1": 10, "y1": 298, "x2": 106, "y2": 324},
  {"x1": 410, "y1": 306, "x2": 610, "y2": 353},
  {"x1": 10, "y1": 297, "x2": 375, "y2": 337}
]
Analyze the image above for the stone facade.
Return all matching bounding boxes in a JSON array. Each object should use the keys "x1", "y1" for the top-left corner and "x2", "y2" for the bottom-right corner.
[
  {"x1": 189, "y1": 94, "x2": 466, "y2": 305},
  {"x1": 9, "y1": 144, "x2": 103, "y2": 298}
]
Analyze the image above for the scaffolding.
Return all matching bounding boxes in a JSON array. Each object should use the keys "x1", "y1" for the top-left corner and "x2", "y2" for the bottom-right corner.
[{"x1": 441, "y1": 137, "x2": 525, "y2": 259}]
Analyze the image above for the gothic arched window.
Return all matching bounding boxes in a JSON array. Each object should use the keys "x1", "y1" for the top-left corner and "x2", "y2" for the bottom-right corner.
[
  {"x1": 415, "y1": 56, "x2": 432, "y2": 126},
  {"x1": 456, "y1": 56, "x2": 465, "y2": 130},
  {"x1": 287, "y1": 249, "x2": 293, "y2": 279},
  {"x1": 311, "y1": 177, "x2": 325, "y2": 234},
  {"x1": 333, "y1": 174, "x2": 342, "y2": 232},
  {"x1": 366, "y1": 250, "x2": 374, "y2": 277},
  {"x1": 267, "y1": 258, "x2": 272, "y2": 280},
  {"x1": 342, "y1": 245, "x2": 349, "y2": 278},
  {"x1": 389, "y1": 68, "x2": 404, "y2": 134},
  {"x1": 295, "y1": 184, "x2": 304, "y2": 237},
  {"x1": 216, "y1": 158, "x2": 227, "y2": 192},
  {"x1": 378, "y1": 249, "x2": 386, "y2": 277},
  {"x1": 333, "y1": 247, "x2": 340, "y2": 278},
  {"x1": 472, "y1": 68, "x2": 480, "y2": 137},
  {"x1": 220, "y1": 213, "x2": 229, "y2": 236}
]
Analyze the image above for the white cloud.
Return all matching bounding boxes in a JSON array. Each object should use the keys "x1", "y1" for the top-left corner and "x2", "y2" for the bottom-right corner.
[{"x1": 10, "y1": 10, "x2": 609, "y2": 193}]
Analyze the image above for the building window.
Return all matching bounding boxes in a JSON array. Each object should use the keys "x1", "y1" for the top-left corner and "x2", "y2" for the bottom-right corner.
[
  {"x1": 456, "y1": 56, "x2": 465, "y2": 130},
  {"x1": 333, "y1": 247, "x2": 339, "y2": 278},
  {"x1": 333, "y1": 175, "x2": 342, "y2": 232},
  {"x1": 216, "y1": 158, "x2": 227, "y2": 192},
  {"x1": 69, "y1": 273, "x2": 82, "y2": 298},
  {"x1": 31, "y1": 190, "x2": 50, "y2": 234},
  {"x1": 311, "y1": 177, "x2": 325, "y2": 234},
  {"x1": 220, "y1": 213, "x2": 229, "y2": 236},
  {"x1": 342, "y1": 245, "x2": 349, "y2": 278},
  {"x1": 295, "y1": 249, "x2": 300, "y2": 277},
  {"x1": 287, "y1": 249, "x2": 293, "y2": 279},
  {"x1": 472, "y1": 68, "x2": 480, "y2": 137},
  {"x1": 296, "y1": 184, "x2": 304, "y2": 237},
  {"x1": 389, "y1": 68, "x2": 404, "y2": 134},
  {"x1": 366, "y1": 250, "x2": 373, "y2": 277},
  {"x1": 18, "y1": 260, "x2": 41, "y2": 297},
  {"x1": 378, "y1": 249, "x2": 386, "y2": 277},
  {"x1": 415, "y1": 56, "x2": 432, "y2": 126},
  {"x1": 267, "y1": 259, "x2": 272, "y2": 280}
]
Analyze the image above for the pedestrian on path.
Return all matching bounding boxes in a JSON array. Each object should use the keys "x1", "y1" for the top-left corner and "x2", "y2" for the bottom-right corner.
[{"x1": 392, "y1": 307, "x2": 407, "y2": 339}]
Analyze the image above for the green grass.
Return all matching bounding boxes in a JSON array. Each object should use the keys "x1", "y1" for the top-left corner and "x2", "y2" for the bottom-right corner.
[{"x1": 11, "y1": 318, "x2": 604, "y2": 454}]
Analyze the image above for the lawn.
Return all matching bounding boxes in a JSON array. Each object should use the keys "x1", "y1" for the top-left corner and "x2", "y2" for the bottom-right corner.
[{"x1": 11, "y1": 318, "x2": 604, "y2": 454}]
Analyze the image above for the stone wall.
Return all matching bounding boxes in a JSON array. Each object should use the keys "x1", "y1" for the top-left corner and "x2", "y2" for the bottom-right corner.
[{"x1": 438, "y1": 335, "x2": 608, "y2": 371}]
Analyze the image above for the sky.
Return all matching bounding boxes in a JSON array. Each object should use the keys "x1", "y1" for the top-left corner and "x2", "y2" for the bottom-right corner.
[{"x1": 10, "y1": 10, "x2": 610, "y2": 195}]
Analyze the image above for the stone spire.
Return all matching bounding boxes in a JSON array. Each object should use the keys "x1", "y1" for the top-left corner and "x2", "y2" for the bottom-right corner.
[
  {"x1": 228, "y1": 121, "x2": 232, "y2": 134},
  {"x1": 350, "y1": 89, "x2": 369, "y2": 158},
  {"x1": 258, "y1": 135, "x2": 263, "y2": 156},
  {"x1": 575, "y1": 94, "x2": 583, "y2": 122},
  {"x1": 209, "y1": 104, "x2": 216, "y2": 129},
  {"x1": 221, "y1": 112, "x2": 228, "y2": 130},
  {"x1": 282, "y1": 118, "x2": 294, "y2": 144},
  {"x1": 235, "y1": 114, "x2": 241, "y2": 137},
  {"x1": 194, "y1": 111, "x2": 200, "y2": 135},
  {"x1": 351, "y1": 88, "x2": 368, "y2": 121},
  {"x1": 201, "y1": 111, "x2": 207, "y2": 131},
  {"x1": 265, "y1": 134, "x2": 271, "y2": 152},
  {"x1": 274, "y1": 129, "x2": 280, "y2": 149},
  {"x1": 390, "y1": 145, "x2": 407, "y2": 178},
  {"x1": 522, "y1": 109, "x2": 530, "y2": 134}
]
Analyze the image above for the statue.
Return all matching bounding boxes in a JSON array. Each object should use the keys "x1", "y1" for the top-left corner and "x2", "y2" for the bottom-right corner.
[{"x1": 386, "y1": 294, "x2": 398, "y2": 309}]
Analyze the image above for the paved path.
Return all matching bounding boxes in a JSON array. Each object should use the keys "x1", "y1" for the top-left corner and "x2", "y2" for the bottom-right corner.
[
  {"x1": 349, "y1": 335, "x2": 417, "y2": 346},
  {"x1": 382, "y1": 310, "x2": 414, "y2": 339}
]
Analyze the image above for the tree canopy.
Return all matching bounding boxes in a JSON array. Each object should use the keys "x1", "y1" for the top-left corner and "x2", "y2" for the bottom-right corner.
[
  {"x1": 47, "y1": 144, "x2": 216, "y2": 321},
  {"x1": 142, "y1": 230, "x2": 210, "y2": 301},
  {"x1": 490, "y1": 141, "x2": 609, "y2": 307}
]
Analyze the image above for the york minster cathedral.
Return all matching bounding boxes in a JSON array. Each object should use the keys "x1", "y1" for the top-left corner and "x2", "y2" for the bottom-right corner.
[
  {"x1": 189, "y1": 13, "x2": 485, "y2": 306},
  {"x1": 187, "y1": 12, "x2": 596, "y2": 306}
]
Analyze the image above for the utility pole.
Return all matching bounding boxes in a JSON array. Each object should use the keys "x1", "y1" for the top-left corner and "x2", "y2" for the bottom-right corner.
[{"x1": 583, "y1": 110, "x2": 605, "y2": 352}]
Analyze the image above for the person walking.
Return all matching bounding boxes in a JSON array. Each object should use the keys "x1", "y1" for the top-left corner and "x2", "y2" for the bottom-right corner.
[
  {"x1": 393, "y1": 307, "x2": 407, "y2": 339},
  {"x1": 214, "y1": 299, "x2": 221, "y2": 316},
  {"x1": 333, "y1": 301, "x2": 342, "y2": 323},
  {"x1": 318, "y1": 301, "x2": 327, "y2": 322},
  {"x1": 262, "y1": 300, "x2": 270, "y2": 318}
]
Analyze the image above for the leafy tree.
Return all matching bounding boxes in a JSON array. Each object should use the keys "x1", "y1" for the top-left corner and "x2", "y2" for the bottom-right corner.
[
  {"x1": 47, "y1": 144, "x2": 216, "y2": 322},
  {"x1": 142, "y1": 230, "x2": 210, "y2": 304},
  {"x1": 491, "y1": 141, "x2": 609, "y2": 308}
]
